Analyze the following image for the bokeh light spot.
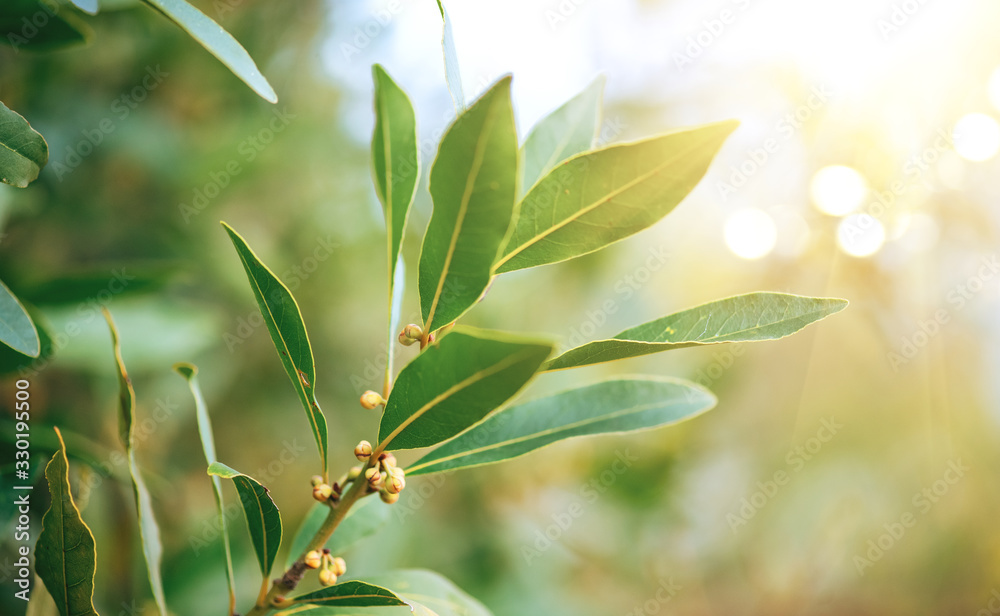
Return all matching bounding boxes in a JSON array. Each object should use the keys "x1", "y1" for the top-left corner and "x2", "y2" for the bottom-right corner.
[
  {"x1": 725, "y1": 209, "x2": 777, "y2": 260},
  {"x1": 837, "y1": 214, "x2": 886, "y2": 258},
  {"x1": 953, "y1": 113, "x2": 1000, "y2": 162},
  {"x1": 810, "y1": 165, "x2": 869, "y2": 216}
]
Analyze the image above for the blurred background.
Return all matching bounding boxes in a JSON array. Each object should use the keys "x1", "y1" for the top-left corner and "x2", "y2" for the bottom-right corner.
[{"x1": 2, "y1": 0, "x2": 1000, "y2": 614}]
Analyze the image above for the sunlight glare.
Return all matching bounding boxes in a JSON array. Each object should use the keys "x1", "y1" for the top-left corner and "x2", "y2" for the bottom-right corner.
[{"x1": 725, "y1": 209, "x2": 777, "y2": 260}]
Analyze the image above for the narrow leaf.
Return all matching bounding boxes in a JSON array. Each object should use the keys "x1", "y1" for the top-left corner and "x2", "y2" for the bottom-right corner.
[
  {"x1": 436, "y1": 1, "x2": 464, "y2": 110},
  {"x1": 286, "y1": 498, "x2": 391, "y2": 568},
  {"x1": 360, "y1": 570, "x2": 492, "y2": 616},
  {"x1": 222, "y1": 222, "x2": 328, "y2": 472},
  {"x1": 409, "y1": 377, "x2": 715, "y2": 476},
  {"x1": 0, "y1": 102, "x2": 49, "y2": 188},
  {"x1": 208, "y1": 462, "x2": 282, "y2": 578},
  {"x1": 35, "y1": 427, "x2": 100, "y2": 616},
  {"x1": 546, "y1": 293, "x2": 849, "y2": 371},
  {"x1": 292, "y1": 581, "x2": 407, "y2": 608},
  {"x1": 174, "y1": 362, "x2": 237, "y2": 616},
  {"x1": 0, "y1": 1, "x2": 91, "y2": 51},
  {"x1": 378, "y1": 327, "x2": 553, "y2": 452},
  {"x1": 142, "y1": 0, "x2": 277, "y2": 102},
  {"x1": 495, "y1": 120, "x2": 739, "y2": 273},
  {"x1": 103, "y1": 309, "x2": 167, "y2": 616},
  {"x1": 521, "y1": 76, "x2": 604, "y2": 194},
  {"x1": 418, "y1": 77, "x2": 517, "y2": 333},
  {"x1": 0, "y1": 278, "x2": 40, "y2": 357},
  {"x1": 69, "y1": 0, "x2": 99, "y2": 14}
]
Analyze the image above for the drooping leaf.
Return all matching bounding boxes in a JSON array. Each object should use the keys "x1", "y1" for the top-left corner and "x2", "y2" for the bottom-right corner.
[
  {"x1": 69, "y1": 0, "x2": 99, "y2": 14},
  {"x1": 208, "y1": 462, "x2": 282, "y2": 578},
  {"x1": 435, "y1": 0, "x2": 464, "y2": 110},
  {"x1": 418, "y1": 78, "x2": 517, "y2": 333},
  {"x1": 0, "y1": 302, "x2": 51, "y2": 375},
  {"x1": 378, "y1": 327, "x2": 553, "y2": 452},
  {"x1": 141, "y1": 0, "x2": 277, "y2": 102},
  {"x1": 494, "y1": 120, "x2": 739, "y2": 273},
  {"x1": 0, "y1": 278, "x2": 40, "y2": 357},
  {"x1": 546, "y1": 293, "x2": 849, "y2": 371},
  {"x1": 359, "y1": 570, "x2": 492, "y2": 616},
  {"x1": 0, "y1": 102, "x2": 49, "y2": 189},
  {"x1": 35, "y1": 427, "x2": 100, "y2": 616},
  {"x1": 292, "y1": 581, "x2": 407, "y2": 608},
  {"x1": 409, "y1": 377, "x2": 715, "y2": 476},
  {"x1": 286, "y1": 498, "x2": 391, "y2": 568},
  {"x1": 372, "y1": 64, "x2": 419, "y2": 290},
  {"x1": 103, "y1": 309, "x2": 167, "y2": 616},
  {"x1": 174, "y1": 362, "x2": 236, "y2": 616},
  {"x1": 0, "y1": 1, "x2": 91, "y2": 52},
  {"x1": 222, "y1": 222, "x2": 328, "y2": 472},
  {"x1": 521, "y1": 76, "x2": 604, "y2": 194}
]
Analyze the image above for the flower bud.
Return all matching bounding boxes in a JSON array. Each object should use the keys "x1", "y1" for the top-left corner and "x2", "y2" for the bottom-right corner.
[
  {"x1": 318, "y1": 569, "x2": 338, "y2": 586},
  {"x1": 360, "y1": 391, "x2": 385, "y2": 410},
  {"x1": 312, "y1": 483, "x2": 333, "y2": 502},
  {"x1": 384, "y1": 473, "x2": 405, "y2": 495},
  {"x1": 310, "y1": 475, "x2": 324, "y2": 487},
  {"x1": 398, "y1": 323, "x2": 423, "y2": 346},
  {"x1": 364, "y1": 467, "x2": 381, "y2": 485},
  {"x1": 380, "y1": 489, "x2": 400, "y2": 504},
  {"x1": 354, "y1": 440, "x2": 373, "y2": 460},
  {"x1": 347, "y1": 466, "x2": 363, "y2": 481},
  {"x1": 304, "y1": 550, "x2": 323, "y2": 569},
  {"x1": 379, "y1": 452, "x2": 397, "y2": 468},
  {"x1": 331, "y1": 556, "x2": 347, "y2": 577}
]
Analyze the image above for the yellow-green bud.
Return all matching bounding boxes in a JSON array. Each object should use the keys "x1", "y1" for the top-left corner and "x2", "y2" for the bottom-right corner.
[
  {"x1": 380, "y1": 489, "x2": 400, "y2": 504},
  {"x1": 360, "y1": 391, "x2": 385, "y2": 410},
  {"x1": 312, "y1": 483, "x2": 333, "y2": 502},
  {"x1": 318, "y1": 569, "x2": 338, "y2": 586},
  {"x1": 354, "y1": 440, "x2": 373, "y2": 460},
  {"x1": 331, "y1": 556, "x2": 347, "y2": 577},
  {"x1": 384, "y1": 473, "x2": 405, "y2": 495},
  {"x1": 310, "y1": 475, "x2": 324, "y2": 487},
  {"x1": 304, "y1": 550, "x2": 323, "y2": 569},
  {"x1": 398, "y1": 324, "x2": 423, "y2": 346},
  {"x1": 364, "y1": 467, "x2": 382, "y2": 485},
  {"x1": 347, "y1": 466, "x2": 363, "y2": 481}
]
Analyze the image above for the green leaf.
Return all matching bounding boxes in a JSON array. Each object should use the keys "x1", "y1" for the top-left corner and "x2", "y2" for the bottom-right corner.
[
  {"x1": 0, "y1": 102, "x2": 49, "y2": 189},
  {"x1": 546, "y1": 293, "x2": 849, "y2": 371},
  {"x1": 141, "y1": 0, "x2": 277, "y2": 102},
  {"x1": 222, "y1": 222, "x2": 328, "y2": 472},
  {"x1": 0, "y1": 278, "x2": 39, "y2": 357},
  {"x1": 418, "y1": 77, "x2": 518, "y2": 333},
  {"x1": 0, "y1": 1, "x2": 91, "y2": 52},
  {"x1": 292, "y1": 581, "x2": 407, "y2": 609},
  {"x1": 35, "y1": 427, "x2": 100, "y2": 616},
  {"x1": 173, "y1": 362, "x2": 237, "y2": 616},
  {"x1": 359, "y1": 570, "x2": 491, "y2": 616},
  {"x1": 208, "y1": 461, "x2": 282, "y2": 578},
  {"x1": 286, "y1": 498, "x2": 391, "y2": 569},
  {"x1": 409, "y1": 377, "x2": 715, "y2": 476},
  {"x1": 372, "y1": 64, "x2": 419, "y2": 286},
  {"x1": 378, "y1": 327, "x2": 553, "y2": 452},
  {"x1": 435, "y1": 1, "x2": 464, "y2": 110},
  {"x1": 521, "y1": 76, "x2": 604, "y2": 194},
  {"x1": 103, "y1": 310, "x2": 167, "y2": 616},
  {"x1": 494, "y1": 119, "x2": 739, "y2": 273},
  {"x1": 0, "y1": 302, "x2": 51, "y2": 375},
  {"x1": 69, "y1": 0, "x2": 99, "y2": 14}
]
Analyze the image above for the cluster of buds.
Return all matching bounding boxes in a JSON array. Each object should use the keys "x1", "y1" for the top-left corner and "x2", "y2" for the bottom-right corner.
[
  {"x1": 304, "y1": 548, "x2": 346, "y2": 586},
  {"x1": 397, "y1": 323, "x2": 424, "y2": 347},
  {"x1": 364, "y1": 452, "x2": 406, "y2": 504},
  {"x1": 310, "y1": 475, "x2": 339, "y2": 504},
  {"x1": 359, "y1": 390, "x2": 386, "y2": 410}
]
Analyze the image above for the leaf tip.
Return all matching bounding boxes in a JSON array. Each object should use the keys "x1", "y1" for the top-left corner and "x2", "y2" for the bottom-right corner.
[{"x1": 172, "y1": 362, "x2": 198, "y2": 379}]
